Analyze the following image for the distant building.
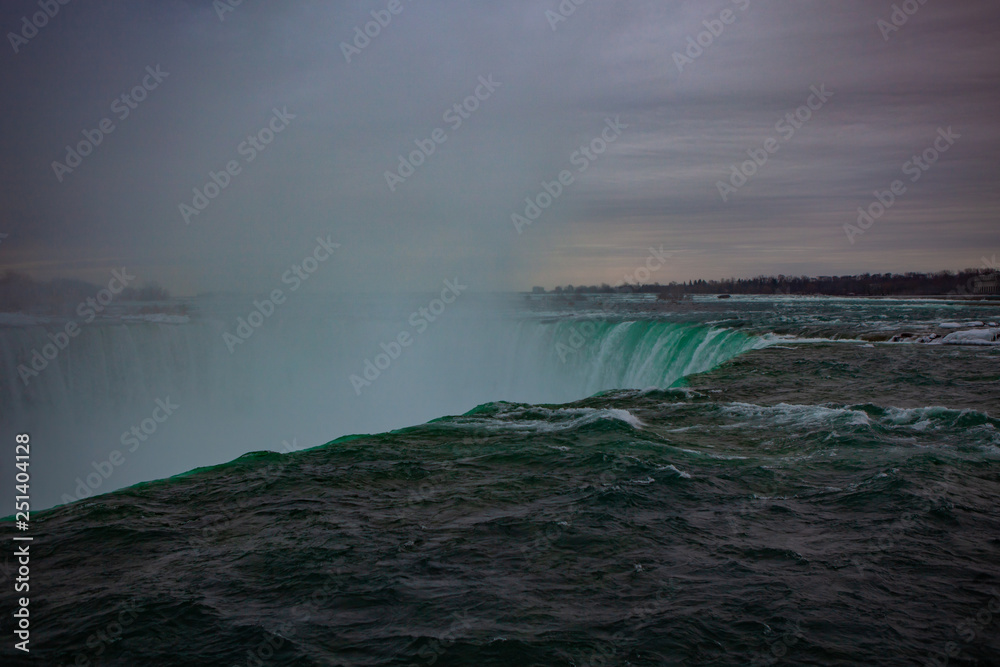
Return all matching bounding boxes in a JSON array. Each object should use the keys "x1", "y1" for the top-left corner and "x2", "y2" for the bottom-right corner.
[
  {"x1": 532, "y1": 286, "x2": 546, "y2": 294},
  {"x1": 974, "y1": 275, "x2": 998, "y2": 294}
]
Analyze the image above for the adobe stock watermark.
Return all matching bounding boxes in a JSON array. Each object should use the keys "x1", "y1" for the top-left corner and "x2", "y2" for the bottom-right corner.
[
  {"x1": 673, "y1": 0, "x2": 750, "y2": 73},
  {"x1": 230, "y1": 568, "x2": 343, "y2": 666},
  {"x1": 349, "y1": 278, "x2": 467, "y2": 395},
  {"x1": 192, "y1": 437, "x2": 299, "y2": 554},
  {"x1": 748, "y1": 619, "x2": 804, "y2": 666},
  {"x1": 341, "y1": 0, "x2": 415, "y2": 63},
  {"x1": 951, "y1": 254, "x2": 998, "y2": 298},
  {"x1": 521, "y1": 454, "x2": 642, "y2": 566},
  {"x1": 222, "y1": 235, "x2": 340, "y2": 353},
  {"x1": 555, "y1": 245, "x2": 672, "y2": 362},
  {"x1": 384, "y1": 75, "x2": 501, "y2": 192},
  {"x1": 397, "y1": 427, "x2": 492, "y2": 511},
  {"x1": 844, "y1": 126, "x2": 959, "y2": 245},
  {"x1": 877, "y1": 0, "x2": 930, "y2": 41},
  {"x1": 923, "y1": 589, "x2": 1000, "y2": 667},
  {"x1": 409, "y1": 612, "x2": 475, "y2": 666},
  {"x1": 70, "y1": 599, "x2": 145, "y2": 667},
  {"x1": 545, "y1": 0, "x2": 588, "y2": 31},
  {"x1": 213, "y1": 0, "x2": 245, "y2": 22},
  {"x1": 511, "y1": 115, "x2": 627, "y2": 235},
  {"x1": 59, "y1": 397, "x2": 180, "y2": 505},
  {"x1": 717, "y1": 84, "x2": 833, "y2": 202},
  {"x1": 52, "y1": 65, "x2": 170, "y2": 182},
  {"x1": 518, "y1": 511, "x2": 578, "y2": 567},
  {"x1": 573, "y1": 576, "x2": 679, "y2": 667},
  {"x1": 180, "y1": 107, "x2": 295, "y2": 225},
  {"x1": 7, "y1": 0, "x2": 72, "y2": 54},
  {"x1": 16, "y1": 268, "x2": 135, "y2": 386},
  {"x1": 850, "y1": 492, "x2": 940, "y2": 578}
]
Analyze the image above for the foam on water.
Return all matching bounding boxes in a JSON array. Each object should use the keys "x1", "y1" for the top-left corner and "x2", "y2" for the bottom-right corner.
[
  {"x1": 721, "y1": 402, "x2": 873, "y2": 428},
  {"x1": 658, "y1": 463, "x2": 692, "y2": 479}
]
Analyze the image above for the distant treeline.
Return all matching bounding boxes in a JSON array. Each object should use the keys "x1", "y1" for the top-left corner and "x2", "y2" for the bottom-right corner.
[
  {"x1": 537, "y1": 268, "x2": 999, "y2": 297},
  {"x1": 0, "y1": 271, "x2": 171, "y2": 313}
]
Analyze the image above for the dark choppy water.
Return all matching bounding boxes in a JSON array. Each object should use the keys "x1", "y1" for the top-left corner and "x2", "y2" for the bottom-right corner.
[{"x1": 2, "y1": 296, "x2": 999, "y2": 666}]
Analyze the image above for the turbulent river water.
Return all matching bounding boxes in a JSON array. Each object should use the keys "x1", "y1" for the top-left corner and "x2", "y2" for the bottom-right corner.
[{"x1": 1, "y1": 294, "x2": 998, "y2": 665}]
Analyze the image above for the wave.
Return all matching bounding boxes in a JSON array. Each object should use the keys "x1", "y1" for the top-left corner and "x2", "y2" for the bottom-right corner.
[
  {"x1": 670, "y1": 400, "x2": 1000, "y2": 453},
  {"x1": 713, "y1": 401, "x2": 997, "y2": 434},
  {"x1": 435, "y1": 403, "x2": 646, "y2": 435}
]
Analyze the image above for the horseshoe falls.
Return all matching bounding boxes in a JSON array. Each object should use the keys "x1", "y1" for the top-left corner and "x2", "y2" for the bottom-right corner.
[{"x1": 1, "y1": 293, "x2": 999, "y2": 666}]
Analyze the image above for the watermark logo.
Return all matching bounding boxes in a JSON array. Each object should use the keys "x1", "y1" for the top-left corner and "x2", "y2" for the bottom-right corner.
[
  {"x1": 213, "y1": 0, "x2": 245, "y2": 22},
  {"x1": 52, "y1": 66, "x2": 169, "y2": 182},
  {"x1": 511, "y1": 116, "x2": 627, "y2": 234},
  {"x1": 545, "y1": 0, "x2": 589, "y2": 32},
  {"x1": 877, "y1": 0, "x2": 930, "y2": 41},
  {"x1": 16, "y1": 268, "x2": 136, "y2": 385},
  {"x1": 555, "y1": 245, "x2": 671, "y2": 362},
  {"x1": 673, "y1": 0, "x2": 750, "y2": 73},
  {"x1": 717, "y1": 85, "x2": 833, "y2": 202},
  {"x1": 60, "y1": 397, "x2": 180, "y2": 505},
  {"x1": 845, "y1": 126, "x2": 959, "y2": 244},
  {"x1": 222, "y1": 236, "x2": 339, "y2": 353},
  {"x1": 7, "y1": 0, "x2": 73, "y2": 54},
  {"x1": 384, "y1": 75, "x2": 501, "y2": 192},
  {"x1": 349, "y1": 278, "x2": 467, "y2": 395},
  {"x1": 180, "y1": 107, "x2": 295, "y2": 225},
  {"x1": 340, "y1": 0, "x2": 415, "y2": 63}
]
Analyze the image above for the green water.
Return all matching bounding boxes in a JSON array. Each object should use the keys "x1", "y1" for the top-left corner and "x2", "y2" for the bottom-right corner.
[{"x1": 2, "y1": 296, "x2": 998, "y2": 666}]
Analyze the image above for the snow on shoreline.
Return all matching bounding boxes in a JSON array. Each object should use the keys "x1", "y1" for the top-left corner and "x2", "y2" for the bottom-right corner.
[
  {"x1": 938, "y1": 328, "x2": 1000, "y2": 345},
  {"x1": 889, "y1": 325, "x2": 1000, "y2": 346}
]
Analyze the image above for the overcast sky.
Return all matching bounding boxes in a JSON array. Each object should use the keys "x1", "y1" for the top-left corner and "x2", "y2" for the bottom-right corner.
[{"x1": 1, "y1": 0, "x2": 997, "y2": 295}]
